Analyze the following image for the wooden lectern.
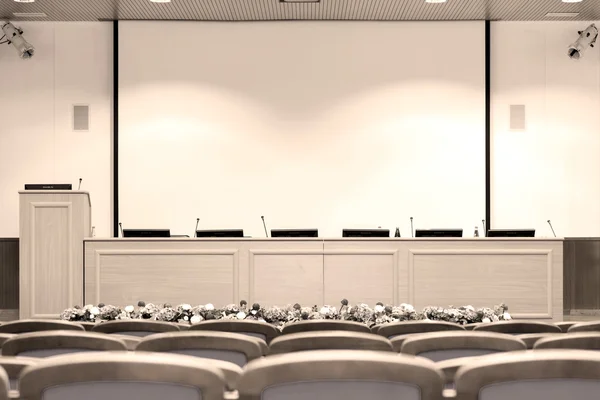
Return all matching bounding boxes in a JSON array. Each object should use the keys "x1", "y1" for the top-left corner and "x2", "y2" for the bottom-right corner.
[{"x1": 19, "y1": 191, "x2": 91, "y2": 319}]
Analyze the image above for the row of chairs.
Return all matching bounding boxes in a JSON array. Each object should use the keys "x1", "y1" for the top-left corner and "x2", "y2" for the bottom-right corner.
[{"x1": 2, "y1": 349, "x2": 600, "y2": 400}]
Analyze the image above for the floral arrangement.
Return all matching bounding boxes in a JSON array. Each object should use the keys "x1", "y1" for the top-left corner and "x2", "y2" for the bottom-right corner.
[{"x1": 60, "y1": 300, "x2": 510, "y2": 331}]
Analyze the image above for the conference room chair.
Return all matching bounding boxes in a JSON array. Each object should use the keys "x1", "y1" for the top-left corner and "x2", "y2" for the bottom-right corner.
[
  {"x1": 79, "y1": 322, "x2": 96, "y2": 331},
  {"x1": 567, "y1": 321, "x2": 600, "y2": 333},
  {"x1": 92, "y1": 320, "x2": 180, "y2": 337},
  {"x1": 189, "y1": 320, "x2": 279, "y2": 344},
  {"x1": 1, "y1": 331, "x2": 128, "y2": 357},
  {"x1": 473, "y1": 320, "x2": 561, "y2": 334},
  {"x1": 281, "y1": 320, "x2": 371, "y2": 335},
  {"x1": 454, "y1": 349, "x2": 600, "y2": 400},
  {"x1": 0, "y1": 356, "x2": 39, "y2": 394},
  {"x1": 0, "y1": 319, "x2": 84, "y2": 334},
  {"x1": 269, "y1": 331, "x2": 393, "y2": 354},
  {"x1": 437, "y1": 356, "x2": 479, "y2": 387},
  {"x1": 399, "y1": 331, "x2": 526, "y2": 362},
  {"x1": 113, "y1": 335, "x2": 142, "y2": 351},
  {"x1": 517, "y1": 333, "x2": 564, "y2": 349},
  {"x1": 377, "y1": 321, "x2": 466, "y2": 351},
  {"x1": 178, "y1": 323, "x2": 191, "y2": 331},
  {"x1": 556, "y1": 321, "x2": 579, "y2": 333},
  {"x1": 0, "y1": 367, "x2": 8, "y2": 400},
  {"x1": 237, "y1": 350, "x2": 445, "y2": 400},
  {"x1": 136, "y1": 331, "x2": 266, "y2": 367},
  {"x1": 17, "y1": 351, "x2": 227, "y2": 400},
  {"x1": 534, "y1": 332, "x2": 600, "y2": 350},
  {"x1": 0, "y1": 335, "x2": 13, "y2": 349},
  {"x1": 464, "y1": 324, "x2": 482, "y2": 331}
]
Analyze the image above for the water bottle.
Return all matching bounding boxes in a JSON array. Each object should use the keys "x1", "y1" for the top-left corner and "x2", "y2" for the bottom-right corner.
[{"x1": 474, "y1": 226, "x2": 479, "y2": 237}]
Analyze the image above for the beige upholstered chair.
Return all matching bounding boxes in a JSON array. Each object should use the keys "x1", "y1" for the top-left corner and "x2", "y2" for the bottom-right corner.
[
  {"x1": 377, "y1": 321, "x2": 465, "y2": 340},
  {"x1": 238, "y1": 350, "x2": 445, "y2": 400},
  {"x1": 534, "y1": 332, "x2": 600, "y2": 350},
  {"x1": 400, "y1": 331, "x2": 526, "y2": 361},
  {"x1": 18, "y1": 351, "x2": 227, "y2": 400},
  {"x1": 79, "y1": 322, "x2": 96, "y2": 331},
  {"x1": 567, "y1": 321, "x2": 600, "y2": 333},
  {"x1": 1, "y1": 331, "x2": 128, "y2": 357},
  {"x1": 0, "y1": 356, "x2": 39, "y2": 394},
  {"x1": 112, "y1": 335, "x2": 142, "y2": 351},
  {"x1": 0, "y1": 334, "x2": 14, "y2": 349},
  {"x1": 454, "y1": 349, "x2": 600, "y2": 400},
  {"x1": 473, "y1": 320, "x2": 561, "y2": 334},
  {"x1": 0, "y1": 367, "x2": 9, "y2": 400},
  {"x1": 517, "y1": 333, "x2": 564, "y2": 349},
  {"x1": 0, "y1": 320, "x2": 84, "y2": 334},
  {"x1": 281, "y1": 320, "x2": 371, "y2": 335},
  {"x1": 555, "y1": 321, "x2": 578, "y2": 333},
  {"x1": 136, "y1": 331, "x2": 266, "y2": 367},
  {"x1": 92, "y1": 320, "x2": 180, "y2": 336},
  {"x1": 464, "y1": 324, "x2": 482, "y2": 331},
  {"x1": 437, "y1": 356, "x2": 480, "y2": 386},
  {"x1": 189, "y1": 320, "x2": 279, "y2": 343},
  {"x1": 269, "y1": 331, "x2": 393, "y2": 354}
]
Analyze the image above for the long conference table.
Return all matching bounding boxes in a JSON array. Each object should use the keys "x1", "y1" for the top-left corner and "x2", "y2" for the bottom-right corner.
[{"x1": 84, "y1": 237, "x2": 563, "y2": 321}]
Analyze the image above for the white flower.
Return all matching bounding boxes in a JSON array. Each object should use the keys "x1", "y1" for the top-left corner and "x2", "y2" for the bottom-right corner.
[
  {"x1": 205, "y1": 303, "x2": 215, "y2": 311},
  {"x1": 503, "y1": 312, "x2": 512, "y2": 320},
  {"x1": 375, "y1": 305, "x2": 385, "y2": 313},
  {"x1": 251, "y1": 310, "x2": 257, "y2": 315},
  {"x1": 190, "y1": 315, "x2": 202, "y2": 324},
  {"x1": 320, "y1": 307, "x2": 330, "y2": 315},
  {"x1": 482, "y1": 317, "x2": 491, "y2": 323},
  {"x1": 237, "y1": 311, "x2": 246, "y2": 320},
  {"x1": 258, "y1": 318, "x2": 266, "y2": 322},
  {"x1": 465, "y1": 305, "x2": 475, "y2": 311},
  {"x1": 124, "y1": 305, "x2": 134, "y2": 313},
  {"x1": 90, "y1": 307, "x2": 100, "y2": 315},
  {"x1": 181, "y1": 304, "x2": 191, "y2": 311}
]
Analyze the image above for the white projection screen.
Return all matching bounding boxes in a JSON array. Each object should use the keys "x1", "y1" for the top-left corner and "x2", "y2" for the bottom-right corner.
[{"x1": 119, "y1": 21, "x2": 485, "y2": 238}]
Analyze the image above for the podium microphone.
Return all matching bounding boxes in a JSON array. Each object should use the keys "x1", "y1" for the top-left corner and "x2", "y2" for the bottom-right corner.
[
  {"x1": 547, "y1": 220, "x2": 557, "y2": 238},
  {"x1": 194, "y1": 218, "x2": 200, "y2": 238},
  {"x1": 118, "y1": 222, "x2": 123, "y2": 238},
  {"x1": 482, "y1": 219, "x2": 486, "y2": 237},
  {"x1": 261, "y1": 216, "x2": 268, "y2": 238},
  {"x1": 77, "y1": 178, "x2": 82, "y2": 190},
  {"x1": 410, "y1": 217, "x2": 414, "y2": 238}
]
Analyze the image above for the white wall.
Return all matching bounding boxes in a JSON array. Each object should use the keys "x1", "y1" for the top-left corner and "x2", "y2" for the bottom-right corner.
[
  {"x1": 491, "y1": 22, "x2": 600, "y2": 237},
  {"x1": 119, "y1": 21, "x2": 486, "y2": 238},
  {"x1": 0, "y1": 22, "x2": 113, "y2": 238}
]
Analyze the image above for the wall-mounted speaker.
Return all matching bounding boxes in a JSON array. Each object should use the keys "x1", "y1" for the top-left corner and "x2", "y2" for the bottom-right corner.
[
  {"x1": 73, "y1": 104, "x2": 90, "y2": 131},
  {"x1": 509, "y1": 104, "x2": 526, "y2": 130}
]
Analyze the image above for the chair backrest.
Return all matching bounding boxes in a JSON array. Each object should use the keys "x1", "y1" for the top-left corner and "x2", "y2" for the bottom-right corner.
[
  {"x1": 517, "y1": 333, "x2": 564, "y2": 349},
  {"x1": 555, "y1": 321, "x2": 578, "y2": 333},
  {"x1": 377, "y1": 320, "x2": 465, "y2": 339},
  {"x1": 455, "y1": 349, "x2": 600, "y2": 400},
  {"x1": 464, "y1": 324, "x2": 481, "y2": 331},
  {"x1": 269, "y1": 331, "x2": 393, "y2": 354},
  {"x1": 112, "y1": 335, "x2": 142, "y2": 351},
  {"x1": 400, "y1": 331, "x2": 526, "y2": 361},
  {"x1": 534, "y1": 332, "x2": 600, "y2": 350},
  {"x1": 567, "y1": 321, "x2": 600, "y2": 333},
  {"x1": 136, "y1": 331, "x2": 266, "y2": 367},
  {"x1": 92, "y1": 320, "x2": 180, "y2": 336},
  {"x1": 0, "y1": 367, "x2": 9, "y2": 400},
  {"x1": 0, "y1": 357, "x2": 39, "y2": 391},
  {"x1": 189, "y1": 320, "x2": 279, "y2": 343},
  {"x1": 238, "y1": 350, "x2": 445, "y2": 400},
  {"x1": 0, "y1": 320, "x2": 84, "y2": 334},
  {"x1": 18, "y1": 351, "x2": 227, "y2": 400},
  {"x1": 1, "y1": 331, "x2": 128, "y2": 357},
  {"x1": 78, "y1": 322, "x2": 96, "y2": 332},
  {"x1": 436, "y1": 356, "x2": 480, "y2": 386},
  {"x1": 473, "y1": 320, "x2": 561, "y2": 334},
  {"x1": 0, "y1": 334, "x2": 14, "y2": 349},
  {"x1": 281, "y1": 320, "x2": 371, "y2": 335}
]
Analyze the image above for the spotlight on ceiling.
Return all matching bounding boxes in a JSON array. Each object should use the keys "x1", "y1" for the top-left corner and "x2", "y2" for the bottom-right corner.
[
  {"x1": 568, "y1": 23, "x2": 598, "y2": 60},
  {"x1": 149, "y1": 0, "x2": 171, "y2": 2},
  {"x1": 426, "y1": 0, "x2": 447, "y2": 2},
  {"x1": 562, "y1": 0, "x2": 583, "y2": 3},
  {"x1": 1, "y1": 21, "x2": 35, "y2": 59},
  {"x1": 14, "y1": 0, "x2": 35, "y2": 3}
]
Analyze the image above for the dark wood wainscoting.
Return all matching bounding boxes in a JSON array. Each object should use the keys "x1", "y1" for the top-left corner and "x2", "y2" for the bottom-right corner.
[
  {"x1": 564, "y1": 238, "x2": 600, "y2": 315},
  {"x1": 0, "y1": 238, "x2": 19, "y2": 321}
]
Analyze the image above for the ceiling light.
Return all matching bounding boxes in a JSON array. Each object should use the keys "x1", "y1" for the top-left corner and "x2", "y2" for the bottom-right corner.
[
  {"x1": 546, "y1": 12, "x2": 579, "y2": 17},
  {"x1": 13, "y1": 12, "x2": 47, "y2": 17},
  {"x1": 1, "y1": 21, "x2": 35, "y2": 59},
  {"x1": 425, "y1": 0, "x2": 447, "y2": 3},
  {"x1": 14, "y1": 0, "x2": 35, "y2": 3},
  {"x1": 149, "y1": 0, "x2": 171, "y2": 2},
  {"x1": 562, "y1": 0, "x2": 582, "y2": 3},
  {"x1": 280, "y1": 0, "x2": 320, "y2": 2}
]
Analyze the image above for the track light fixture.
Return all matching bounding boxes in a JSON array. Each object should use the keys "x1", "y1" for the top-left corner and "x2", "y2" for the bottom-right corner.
[
  {"x1": 1, "y1": 21, "x2": 34, "y2": 59},
  {"x1": 568, "y1": 23, "x2": 598, "y2": 60}
]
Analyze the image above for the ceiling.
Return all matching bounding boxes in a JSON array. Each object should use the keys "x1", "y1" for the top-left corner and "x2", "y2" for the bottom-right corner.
[{"x1": 1, "y1": 0, "x2": 600, "y2": 22}]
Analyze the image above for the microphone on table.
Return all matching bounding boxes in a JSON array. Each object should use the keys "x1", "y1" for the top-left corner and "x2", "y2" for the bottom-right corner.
[
  {"x1": 77, "y1": 178, "x2": 82, "y2": 190},
  {"x1": 547, "y1": 220, "x2": 557, "y2": 237},
  {"x1": 194, "y1": 218, "x2": 200, "y2": 237},
  {"x1": 119, "y1": 222, "x2": 123, "y2": 238},
  {"x1": 261, "y1": 216, "x2": 268, "y2": 237},
  {"x1": 482, "y1": 219, "x2": 486, "y2": 237},
  {"x1": 410, "y1": 217, "x2": 414, "y2": 238}
]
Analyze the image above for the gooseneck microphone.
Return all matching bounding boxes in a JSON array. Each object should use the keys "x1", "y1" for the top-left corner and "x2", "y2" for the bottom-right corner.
[
  {"x1": 119, "y1": 222, "x2": 123, "y2": 238},
  {"x1": 547, "y1": 220, "x2": 557, "y2": 238},
  {"x1": 261, "y1": 216, "x2": 268, "y2": 237},
  {"x1": 410, "y1": 217, "x2": 414, "y2": 238},
  {"x1": 482, "y1": 219, "x2": 486, "y2": 237},
  {"x1": 194, "y1": 218, "x2": 200, "y2": 238},
  {"x1": 77, "y1": 178, "x2": 82, "y2": 190}
]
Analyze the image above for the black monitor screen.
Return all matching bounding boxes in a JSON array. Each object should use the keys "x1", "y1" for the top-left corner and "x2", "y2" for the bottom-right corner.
[
  {"x1": 195, "y1": 229, "x2": 244, "y2": 238},
  {"x1": 342, "y1": 229, "x2": 390, "y2": 238},
  {"x1": 123, "y1": 229, "x2": 171, "y2": 238},
  {"x1": 271, "y1": 229, "x2": 318, "y2": 238},
  {"x1": 415, "y1": 229, "x2": 463, "y2": 238},
  {"x1": 487, "y1": 229, "x2": 535, "y2": 238}
]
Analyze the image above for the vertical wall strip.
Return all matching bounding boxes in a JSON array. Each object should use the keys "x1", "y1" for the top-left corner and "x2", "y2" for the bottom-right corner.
[
  {"x1": 485, "y1": 20, "x2": 491, "y2": 233},
  {"x1": 113, "y1": 20, "x2": 119, "y2": 238}
]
